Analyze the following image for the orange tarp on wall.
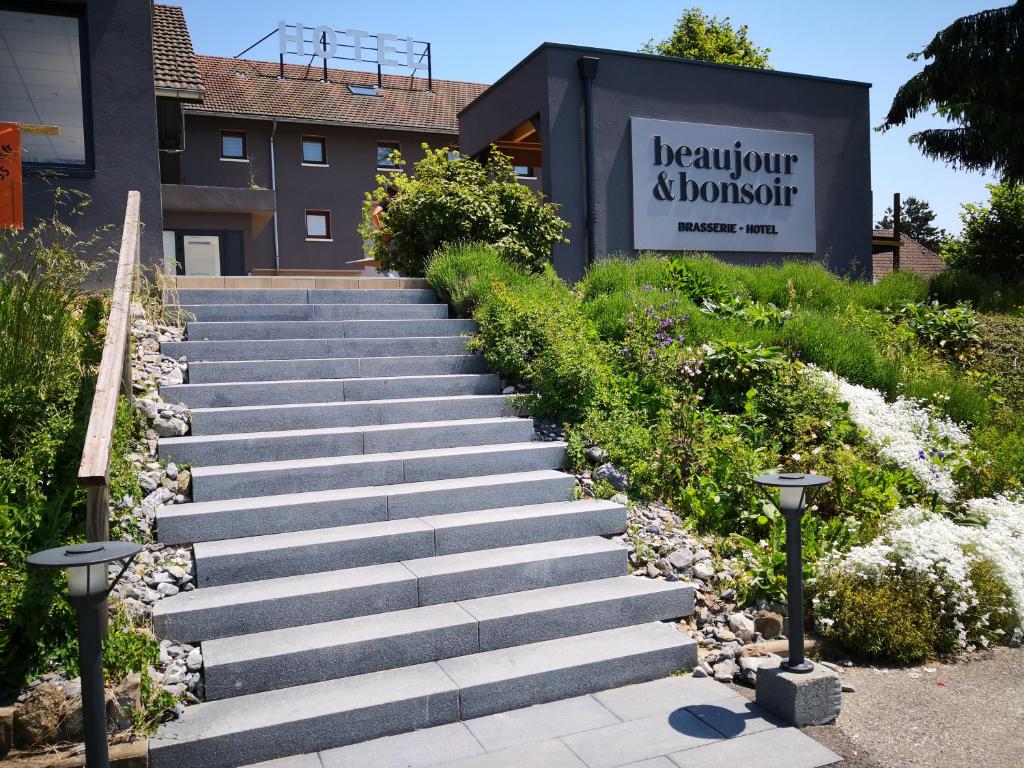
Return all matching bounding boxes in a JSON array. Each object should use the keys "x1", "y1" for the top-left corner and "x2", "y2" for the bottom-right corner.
[{"x1": 0, "y1": 122, "x2": 24, "y2": 230}]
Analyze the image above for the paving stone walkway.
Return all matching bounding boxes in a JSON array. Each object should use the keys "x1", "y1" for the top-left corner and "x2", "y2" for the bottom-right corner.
[{"x1": 254, "y1": 677, "x2": 841, "y2": 768}]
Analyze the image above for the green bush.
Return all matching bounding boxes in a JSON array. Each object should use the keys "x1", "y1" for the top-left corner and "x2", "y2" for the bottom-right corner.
[
  {"x1": 812, "y1": 570, "x2": 939, "y2": 664},
  {"x1": 779, "y1": 312, "x2": 900, "y2": 394},
  {"x1": 428, "y1": 243, "x2": 610, "y2": 422},
  {"x1": 361, "y1": 147, "x2": 568, "y2": 276},
  {"x1": 929, "y1": 268, "x2": 1024, "y2": 313},
  {"x1": 425, "y1": 241, "x2": 531, "y2": 315},
  {"x1": 942, "y1": 181, "x2": 1024, "y2": 278},
  {"x1": 0, "y1": 195, "x2": 106, "y2": 695}
]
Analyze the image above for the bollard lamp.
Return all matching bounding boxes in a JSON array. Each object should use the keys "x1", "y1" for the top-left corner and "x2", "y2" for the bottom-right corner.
[
  {"x1": 28, "y1": 541, "x2": 142, "y2": 768},
  {"x1": 754, "y1": 472, "x2": 831, "y2": 673}
]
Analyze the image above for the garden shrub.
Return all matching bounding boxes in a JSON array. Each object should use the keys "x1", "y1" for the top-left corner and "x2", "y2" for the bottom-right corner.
[
  {"x1": 929, "y1": 268, "x2": 1024, "y2": 313},
  {"x1": 472, "y1": 280, "x2": 610, "y2": 422},
  {"x1": 425, "y1": 241, "x2": 532, "y2": 315},
  {"x1": 942, "y1": 180, "x2": 1024, "y2": 279},
  {"x1": 0, "y1": 198, "x2": 106, "y2": 694},
  {"x1": 429, "y1": 243, "x2": 610, "y2": 423},
  {"x1": 361, "y1": 147, "x2": 568, "y2": 276},
  {"x1": 779, "y1": 312, "x2": 900, "y2": 395},
  {"x1": 812, "y1": 569, "x2": 939, "y2": 664}
]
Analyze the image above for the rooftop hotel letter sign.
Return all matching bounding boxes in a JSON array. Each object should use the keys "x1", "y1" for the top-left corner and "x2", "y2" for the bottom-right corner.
[{"x1": 631, "y1": 117, "x2": 815, "y2": 253}]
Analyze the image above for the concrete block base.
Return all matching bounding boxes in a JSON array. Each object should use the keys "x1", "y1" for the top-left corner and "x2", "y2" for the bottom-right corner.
[{"x1": 755, "y1": 660, "x2": 841, "y2": 726}]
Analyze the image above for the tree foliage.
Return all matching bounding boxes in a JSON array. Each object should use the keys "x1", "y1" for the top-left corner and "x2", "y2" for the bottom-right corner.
[
  {"x1": 876, "y1": 195, "x2": 948, "y2": 252},
  {"x1": 642, "y1": 7, "x2": 771, "y2": 69},
  {"x1": 880, "y1": 3, "x2": 1024, "y2": 181},
  {"x1": 941, "y1": 180, "x2": 1024, "y2": 276},
  {"x1": 360, "y1": 146, "x2": 569, "y2": 277}
]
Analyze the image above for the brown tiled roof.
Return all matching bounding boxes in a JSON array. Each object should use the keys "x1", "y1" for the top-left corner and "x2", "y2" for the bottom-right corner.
[
  {"x1": 152, "y1": 5, "x2": 203, "y2": 96},
  {"x1": 186, "y1": 55, "x2": 488, "y2": 134},
  {"x1": 872, "y1": 229, "x2": 945, "y2": 280}
]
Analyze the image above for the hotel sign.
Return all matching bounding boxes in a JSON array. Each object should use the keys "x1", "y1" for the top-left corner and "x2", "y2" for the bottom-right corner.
[
  {"x1": 631, "y1": 117, "x2": 816, "y2": 253},
  {"x1": 278, "y1": 22, "x2": 428, "y2": 71}
]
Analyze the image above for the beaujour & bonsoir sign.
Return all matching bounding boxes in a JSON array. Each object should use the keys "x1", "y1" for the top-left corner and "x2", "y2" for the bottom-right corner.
[{"x1": 631, "y1": 117, "x2": 816, "y2": 253}]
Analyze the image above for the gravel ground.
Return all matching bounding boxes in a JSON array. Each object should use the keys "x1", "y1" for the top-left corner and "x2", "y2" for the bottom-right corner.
[{"x1": 732, "y1": 646, "x2": 1024, "y2": 767}]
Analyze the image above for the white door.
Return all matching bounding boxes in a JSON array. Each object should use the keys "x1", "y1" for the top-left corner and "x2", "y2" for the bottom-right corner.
[
  {"x1": 182, "y1": 235, "x2": 221, "y2": 276},
  {"x1": 162, "y1": 231, "x2": 177, "y2": 275}
]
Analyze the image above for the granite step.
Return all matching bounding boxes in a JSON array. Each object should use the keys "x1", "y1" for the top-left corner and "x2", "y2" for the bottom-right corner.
[
  {"x1": 162, "y1": 373, "x2": 501, "y2": 408},
  {"x1": 157, "y1": 470, "x2": 575, "y2": 544},
  {"x1": 160, "y1": 336, "x2": 471, "y2": 363},
  {"x1": 158, "y1": 417, "x2": 535, "y2": 467},
  {"x1": 189, "y1": 394, "x2": 516, "y2": 436},
  {"x1": 194, "y1": 516, "x2": 624, "y2": 586},
  {"x1": 174, "y1": 287, "x2": 437, "y2": 305},
  {"x1": 190, "y1": 442, "x2": 566, "y2": 502},
  {"x1": 202, "y1": 577, "x2": 692, "y2": 699},
  {"x1": 148, "y1": 623, "x2": 695, "y2": 768},
  {"x1": 154, "y1": 536, "x2": 625, "y2": 641},
  {"x1": 186, "y1": 318, "x2": 476, "y2": 341},
  {"x1": 179, "y1": 302, "x2": 448, "y2": 323},
  {"x1": 188, "y1": 354, "x2": 489, "y2": 384}
]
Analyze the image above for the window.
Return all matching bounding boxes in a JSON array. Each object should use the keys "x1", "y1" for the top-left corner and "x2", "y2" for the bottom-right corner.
[
  {"x1": 220, "y1": 130, "x2": 247, "y2": 160},
  {"x1": 349, "y1": 84, "x2": 380, "y2": 97},
  {"x1": 302, "y1": 136, "x2": 326, "y2": 165},
  {"x1": 514, "y1": 165, "x2": 536, "y2": 178},
  {"x1": 377, "y1": 141, "x2": 400, "y2": 170},
  {"x1": 0, "y1": 8, "x2": 90, "y2": 168},
  {"x1": 305, "y1": 210, "x2": 331, "y2": 240}
]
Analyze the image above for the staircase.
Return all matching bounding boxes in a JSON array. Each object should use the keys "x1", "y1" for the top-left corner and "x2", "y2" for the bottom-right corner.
[{"x1": 148, "y1": 280, "x2": 697, "y2": 768}]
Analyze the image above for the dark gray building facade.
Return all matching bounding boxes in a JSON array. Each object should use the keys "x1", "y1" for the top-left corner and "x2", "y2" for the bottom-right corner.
[
  {"x1": 2, "y1": 0, "x2": 165, "y2": 268},
  {"x1": 459, "y1": 44, "x2": 873, "y2": 281}
]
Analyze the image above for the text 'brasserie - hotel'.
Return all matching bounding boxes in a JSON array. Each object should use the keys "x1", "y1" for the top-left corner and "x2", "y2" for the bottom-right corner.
[{"x1": 4, "y1": 1, "x2": 881, "y2": 282}]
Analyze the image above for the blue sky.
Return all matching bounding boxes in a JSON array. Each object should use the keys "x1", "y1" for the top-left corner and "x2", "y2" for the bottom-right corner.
[{"x1": 176, "y1": 0, "x2": 999, "y2": 235}]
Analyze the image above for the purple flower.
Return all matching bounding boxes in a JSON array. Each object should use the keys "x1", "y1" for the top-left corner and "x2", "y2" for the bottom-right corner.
[{"x1": 918, "y1": 450, "x2": 926, "y2": 460}]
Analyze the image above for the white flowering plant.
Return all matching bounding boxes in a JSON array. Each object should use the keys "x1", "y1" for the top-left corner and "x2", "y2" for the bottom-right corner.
[
  {"x1": 812, "y1": 498, "x2": 1024, "y2": 661},
  {"x1": 809, "y1": 367, "x2": 970, "y2": 504}
]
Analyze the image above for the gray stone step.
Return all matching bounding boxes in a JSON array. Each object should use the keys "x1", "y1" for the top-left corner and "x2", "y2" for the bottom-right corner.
[
  {"x1": 179, "y1": 303, "x2": 448, "y2": 322},
  {"x1": 422, "y1": 499, "x2": 626, "y2": 556},
  {"x1": 153, "y1": 563, "x2": 420, "y2": 643},
  {"x1": 148, "y1": 662, "x2": 459, "y2": 768},
  {"x1": 149, "y1": 623, "x2": 694, "y2": 768},
  {"x1": 194, "y1": 508, "x2": 622, "y2": 586},
  {"x1": 158, "y1": 470, "x2": 574, "y2": 544},
  {"x1": 437, "y1": 622, "x2": 696, "y2": 720},
  {"x1": 190, "y1": 442, "x2": 566, "y2": 502},
  {"x1": 187, "y1": 318, "x2": 476, "y2": 341},
  {"x1": 154, "y1": 537, "x2": 623, "y2": 642},
  {"x1": 161, "y1": 336, "x2": 471, "y2": 363},
  {"x1": 188, "y1": 354, "x2": 488, "y2": 384},
  {"x1": 162, "y1": 373, "x2": 501, "y2": 408},
  {"x1": 174, "y1": 287, "x2": 437, "y2": 305},
  {"x1": 402, "y1": 536, "x2": 625, "y2": 606},
  {"x1": 190, "y1": 394, "x2": 515, "y2": 436},
  {"x1": 195, "y1": 518, "x2": 436, "y2": 586},
  {"x1": 159, "y1": 417, "x2": 535, "y2": 467},
  {"x1": 202, "y1": 577, "x2": 692, "y2": 699}
]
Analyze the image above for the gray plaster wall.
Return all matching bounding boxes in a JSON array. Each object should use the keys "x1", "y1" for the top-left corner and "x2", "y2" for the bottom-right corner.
[
  {"x1": 177, "y1": 115, "x2": 459, "y2": 271},
  {"x1": 460, "y1": 45, "x2": 872, "y2": 282},
  {"x1": 20, "y1": 0, "x2": 163, "y2": 278}
]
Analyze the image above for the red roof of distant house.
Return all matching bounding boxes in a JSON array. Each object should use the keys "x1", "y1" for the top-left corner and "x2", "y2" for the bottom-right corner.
[
  {"x1": 872, "y1": 229, "x2": 945, "y2": 280},
  {"x1": 152, "y1": 5, "x2": 203, "y2": 97},
  {"x1": 184, "y1": 55, "x2": 488, "y2": 134}
]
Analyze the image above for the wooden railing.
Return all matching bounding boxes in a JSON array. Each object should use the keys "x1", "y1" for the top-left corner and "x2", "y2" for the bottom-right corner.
[{"x1": 78, "y1": 191, "x2": 142, "y2": 543}]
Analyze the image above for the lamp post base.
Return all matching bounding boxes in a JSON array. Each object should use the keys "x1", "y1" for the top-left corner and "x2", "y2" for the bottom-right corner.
[
  {"x1": 756, "y1": 659, "x2": 842, "y2": 727},
  {"x1": 781, "y1": 659, "x2": 815, "y2": 674}
]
